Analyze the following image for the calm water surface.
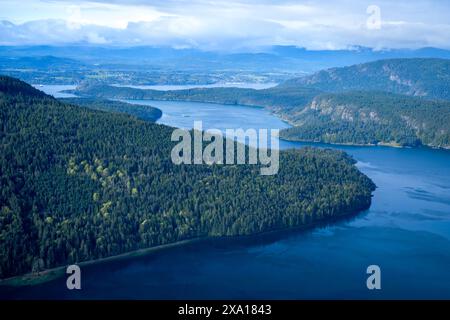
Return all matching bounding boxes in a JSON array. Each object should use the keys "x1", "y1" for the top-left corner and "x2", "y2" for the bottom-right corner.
[
  {"x1": 2, "y1": 86, "x2": 449, "y2": 299},
  {"x1": 32, "y1": 84, "x2": 77, "y2": 98}
]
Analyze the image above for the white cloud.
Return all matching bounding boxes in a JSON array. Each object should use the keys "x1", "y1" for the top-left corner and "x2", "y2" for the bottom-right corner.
[{"x1": 0, "y1": 0, "x2": 449, "y2": 50}]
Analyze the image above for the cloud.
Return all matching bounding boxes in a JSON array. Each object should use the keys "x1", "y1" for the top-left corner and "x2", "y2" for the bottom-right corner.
[
  {"x1": 0, "y1": 19, "x2": 111, "y2": 45},
  {"x1": 0, "y1": 0, "x2": 450, "y2": 50}
]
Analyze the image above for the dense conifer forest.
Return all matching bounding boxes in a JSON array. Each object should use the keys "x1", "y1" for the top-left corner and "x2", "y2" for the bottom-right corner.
[{"x1": 0, "y1": 76, "x2": 375, "y2": 278}]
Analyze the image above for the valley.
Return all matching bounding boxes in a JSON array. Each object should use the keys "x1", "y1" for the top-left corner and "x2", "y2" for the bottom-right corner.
[
  {"x1": 1, "y1": 81, "x2": 450, "y2": 299},
  {"x1": 71, "y1": 58, "x2": 450, "y2": 149}
]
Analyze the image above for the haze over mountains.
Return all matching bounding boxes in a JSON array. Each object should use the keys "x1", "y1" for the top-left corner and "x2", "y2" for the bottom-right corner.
[{"x1": 2, "y1": 45, "x2": 450, "y2": 73}]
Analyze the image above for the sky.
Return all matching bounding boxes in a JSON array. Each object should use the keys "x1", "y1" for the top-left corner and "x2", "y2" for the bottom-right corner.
[{"x1": 1, "y1": 0, "x2": 450, "y2": 51}]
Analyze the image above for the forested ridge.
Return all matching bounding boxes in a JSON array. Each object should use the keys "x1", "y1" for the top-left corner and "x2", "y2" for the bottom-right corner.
[
  {"x1": 0, "y1": 76, "x2": 375, "y2": 278},
  {"x1": 279, "y1": 91, "x2": 450, "y2": 148},
  {"x1": 282, "y1": 58, "x2": 450, "y2": 100}
]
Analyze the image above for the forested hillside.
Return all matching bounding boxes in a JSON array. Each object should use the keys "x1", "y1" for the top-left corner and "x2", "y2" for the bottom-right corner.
[
  {"x1": 279, "y1": 91, "x2": 450, "y2": 148},
  {"x1": 60, "y1": 98, "x2": 162, "y2": 122},
  {"x1": 282, "y1": 58, "x2": 450, "y2": 100},
  {"x1": 0, "y1": 76, "x2": 375, "y2": 278}
]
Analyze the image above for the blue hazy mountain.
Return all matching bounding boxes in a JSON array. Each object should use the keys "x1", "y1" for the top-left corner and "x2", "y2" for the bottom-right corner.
[
  {"x1": 0, "y1": 55, "x2": 84, "y2": 69},
  {"x1": 1, "y1": 45, "x2": 450, "y2": 72}
]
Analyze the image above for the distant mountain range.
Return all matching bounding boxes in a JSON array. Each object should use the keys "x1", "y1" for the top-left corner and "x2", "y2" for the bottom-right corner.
[
  {"x1": 0, "y1": 55, "x2": 84, "y2": 70},
  {"x1": 1, "y1": 45, "x2": 450, "y2": 73}
]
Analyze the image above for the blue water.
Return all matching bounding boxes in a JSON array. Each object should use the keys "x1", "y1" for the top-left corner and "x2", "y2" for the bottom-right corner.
[
  {"x1": 32, "y1": 84, "x2": 77, "y2": 98},
  {"x1": 2, "y1": 90, "x2": 450, "y2": 299},
  {"x1": 134, "y1": 99, "x2": 290, "y2": 132}
]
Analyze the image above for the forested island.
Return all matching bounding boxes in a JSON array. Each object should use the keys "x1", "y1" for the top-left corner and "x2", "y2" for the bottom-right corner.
[
  {"x1": 60, "y1": 98, "x2": 162, "y2": 122},
  {"x1": 72, "y1": 58, "x2": 450, "y2": 149},
  {"x1": 0, "y1": 76, "x2": 375, "y2": 279}
]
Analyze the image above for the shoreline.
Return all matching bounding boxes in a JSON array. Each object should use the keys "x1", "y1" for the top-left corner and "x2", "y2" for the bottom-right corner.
[
  {"x1": 279, "y1": 136, "x2": 450, "y2": 150},
  {"x1": 0, "y1": 204, "x2": 371, "y2": 288},
  {"x1": 0, "y1": 238, "x2": 202, "y2": 288},
  {"x1": 279, "y1": 136, "x2": 405, "y2": 148}
]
